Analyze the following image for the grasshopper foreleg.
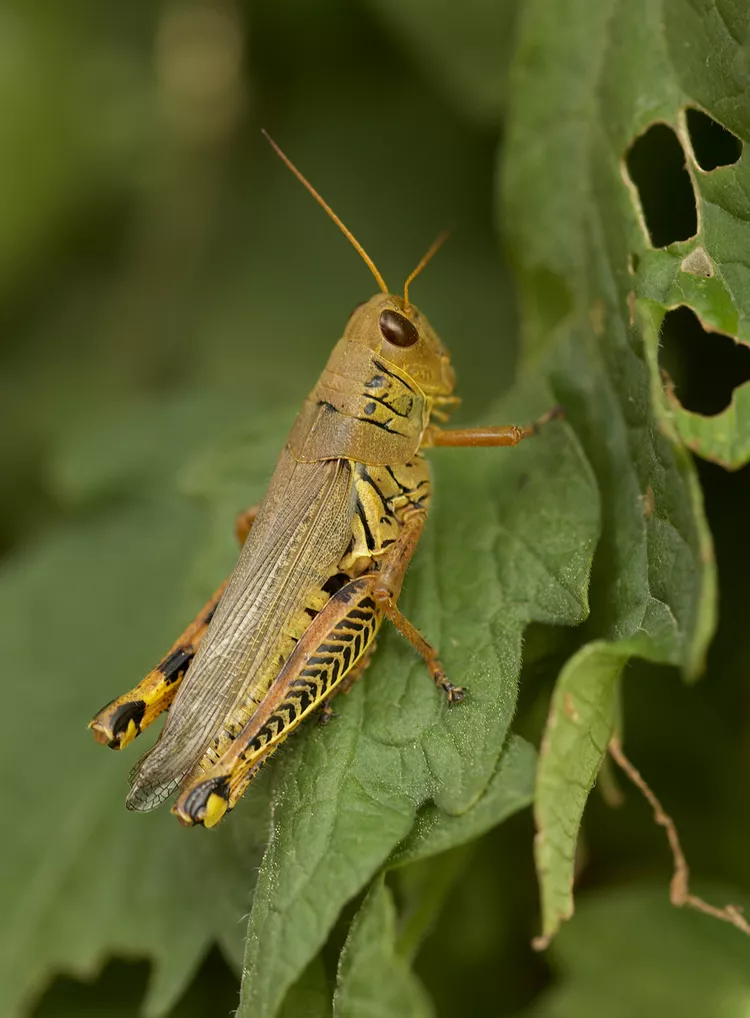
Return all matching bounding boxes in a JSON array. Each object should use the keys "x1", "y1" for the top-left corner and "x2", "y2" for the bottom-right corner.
[
  {"x1": 422, "y1": 405, "x2": 563, "y2": 448},
  {"x1": 89, "y1": 504, "x2": 258, "y2": 750}
]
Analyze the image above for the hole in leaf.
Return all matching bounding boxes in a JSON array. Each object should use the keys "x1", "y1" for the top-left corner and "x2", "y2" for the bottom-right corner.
[
  {"x1": 659, "y1": 306, "x2": 750, "y2": 415},
  {"x1": 686, "y1": 108, "x2": 742, "y2": 170},
  {"x1": 625, "y1": 124, "x2": 697, "y2": 247}
]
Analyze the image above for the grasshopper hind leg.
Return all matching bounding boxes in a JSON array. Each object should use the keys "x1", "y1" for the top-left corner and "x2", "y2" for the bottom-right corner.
[
  {"x1": 172, "y1": 577, "x2": 382, "y2": 827},
  {"x1": 89, "y1": 585, "x2": 225, "y2": 749},
  {"x1": 317, "y1": 641, "x2": 377, "y2": 724},
  {"x1": 89, "y1": 504, "x2": 258, "y2": 750}
]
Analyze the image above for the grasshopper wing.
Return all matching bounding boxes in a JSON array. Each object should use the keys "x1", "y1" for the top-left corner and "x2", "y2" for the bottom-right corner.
[{"x1": 127, "y1": 448, "x2": 355, "y2": 810}]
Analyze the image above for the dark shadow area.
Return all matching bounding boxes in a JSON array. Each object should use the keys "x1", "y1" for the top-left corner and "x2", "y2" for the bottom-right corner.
[
  {"x1": 686, "y1": 108, "x2": 742, "y2": 171},
  {"x1": 625, "y1": 124, "x2": 697, "y2": 247},
  {"x1": 582, "y1": 457, "x2": 750, "y2": 907},
  {"x1": 413, "y1": 811, "x2": 552, "y2": 1018},
  {"x1": 659, "y1": 305, "x2": 750, "y2": 415},
  {"x1": 32, "y1": 946, "x2": 239, "y2": 1017}
]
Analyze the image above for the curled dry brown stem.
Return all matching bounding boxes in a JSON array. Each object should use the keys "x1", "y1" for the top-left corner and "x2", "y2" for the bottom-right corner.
[{"x1": 608, "y1": 736, "x2": 750, "y2": 936}]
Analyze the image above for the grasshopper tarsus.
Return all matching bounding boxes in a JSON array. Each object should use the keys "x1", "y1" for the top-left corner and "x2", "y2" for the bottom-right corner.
[
  {"x1": 525, "y1": 403, "x2": 565, "y2": 437},
  {"x1": 317, "y1": 705, "x2": 339, "y2": 726},
  {"x1": 440, "y1": 680, "x2": 466, "y2": 705}
]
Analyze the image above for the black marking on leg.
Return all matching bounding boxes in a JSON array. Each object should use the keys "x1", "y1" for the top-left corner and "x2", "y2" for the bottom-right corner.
[
  {"x1": 306, "y1": 655, "x2": 331, "y2": 668},
  {"x1": 289, "y1": 689, "x2": 312, "y2": 713},
  {"x1": 182, "y1": 774, "x2": 229, "y2": 825},
  {"x1": 160, "y1": 646, "x2": 193, "y2": 684},
  {"x1": 337, "y1": 618, "x2": 365, "y2": 633},
  {"x1": 292, "y1": 677, "x2": 319, "y2": 692},
  {"x1": 319, "y1": 640, "x2": 346, "y2": 654},
  {"x1": 340, "y1": 644, "x2": 352, "y2": 670},
  {"x1": 349, "y1": 608, "x2": 372, "y2": 622},
  {"x1": 108, "y1": 700, "x2": 146, "y2": 747}
]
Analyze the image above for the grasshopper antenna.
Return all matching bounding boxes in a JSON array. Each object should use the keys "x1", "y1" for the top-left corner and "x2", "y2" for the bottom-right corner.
[
  {"x1": 403, "y1": 230, "x2": 450, "y2": 312},
  {"x1": 261, "y1": 129, "x2": 389, "y2": 295}
]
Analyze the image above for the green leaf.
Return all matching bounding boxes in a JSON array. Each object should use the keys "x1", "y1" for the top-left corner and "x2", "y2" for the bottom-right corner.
[
  {"x1": 0, "y1": 393, "x2": 280, "y2": 1018},
  {"x1": 239, "y1": 378, "x2": 599, "y2": 1018},
  {"x1": 532, "y1": 643, "x2": 626, "y2": 947},
  {"x1": 525, "y1": 884, "x2": 750, "y2": 1018},
  {"x1": 1, "y1": 65, "x2": 538, "y2": 1016},
  {"x1": 333, "y1": 878, "x2": 433, "y2": 1018},
  {"x1": 505, "y1": 0, "x2": 750, "y2": 469},
  {"x1": 388, "y1": 734, "x2": 536, "y2": 961},
  {"x1": 503, "y1": 0, "x2": 721, "y2": 944},
  {"x1": 279, "y1": 957, "x2": 332, "y2": 1018},
  {"x1": 389, "y1": 734, "x2": 536, "y2": 870}
]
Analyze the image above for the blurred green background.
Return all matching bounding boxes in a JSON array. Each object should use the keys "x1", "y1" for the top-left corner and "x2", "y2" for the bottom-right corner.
[
  {"x1": 3, "y1": 1, "x2": 750, "y2": 1015},
  {"x1": 0, "y1": 0, "x2": 517, "y2": 561}
]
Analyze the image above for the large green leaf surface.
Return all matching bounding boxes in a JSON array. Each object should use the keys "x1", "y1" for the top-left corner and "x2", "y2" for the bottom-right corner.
[
  {"x1": 1, "y1": 375, "x2": 596, "y2": 1018},
  {"x1": 8, "y1": 0, "x2": 750, "y2": 1011},
  {"x1": 1, "y1": 57, "x2": 550, "y2": 1015},
  {"x1": 502, "y1": 0, "x2": 726, "y2": 945},
  {"x1": 337, "y1": 734, "x2": 537, "y2": 1007},
  {"x1": 0, "y1": 394, "x2": 284, "y2": 1017},
  {"x1": 237, "y1": 379, "x2": 599, "y2": 1017}
]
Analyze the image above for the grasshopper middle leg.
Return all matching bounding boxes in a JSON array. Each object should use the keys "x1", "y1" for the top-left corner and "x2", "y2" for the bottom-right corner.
[
  {"x1": 372, "y1": 509, "x2": 464, "y2": 703},
  {"x1": 89, "y1": 504, "x2": 258, "y2": 749}
]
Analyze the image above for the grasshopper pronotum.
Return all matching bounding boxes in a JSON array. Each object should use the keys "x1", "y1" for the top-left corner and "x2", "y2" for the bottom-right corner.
[{"x1": 89, "y1": 134, "x2": 561, "y2": 828}]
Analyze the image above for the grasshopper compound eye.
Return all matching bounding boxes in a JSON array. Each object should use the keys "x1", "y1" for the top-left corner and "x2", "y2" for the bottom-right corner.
[{"x1": 379, "y1": 309, "x2": 419, "y2": 348}]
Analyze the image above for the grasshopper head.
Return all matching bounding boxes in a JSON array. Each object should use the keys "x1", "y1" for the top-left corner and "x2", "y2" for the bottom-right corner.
[
  {"x1": 342, "y1": 294, "x2": 456, "y2": 398},
  {"x1": 260, "y1": 134, "x2": 455, "y2": 398}
]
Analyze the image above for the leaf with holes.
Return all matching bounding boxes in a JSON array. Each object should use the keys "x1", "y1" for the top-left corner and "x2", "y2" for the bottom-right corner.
[
  {"x1": 503, "y1": 0, "x2": 719, "y2": 944},
  {"x1": 621, "y1": 2, "x2": 750, "y2": 468}
]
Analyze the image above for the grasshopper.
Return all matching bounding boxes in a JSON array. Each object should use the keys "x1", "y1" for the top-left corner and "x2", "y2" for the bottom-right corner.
[{"x1": 89, "y1": 133, "x2": 560, "y2": 828}]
